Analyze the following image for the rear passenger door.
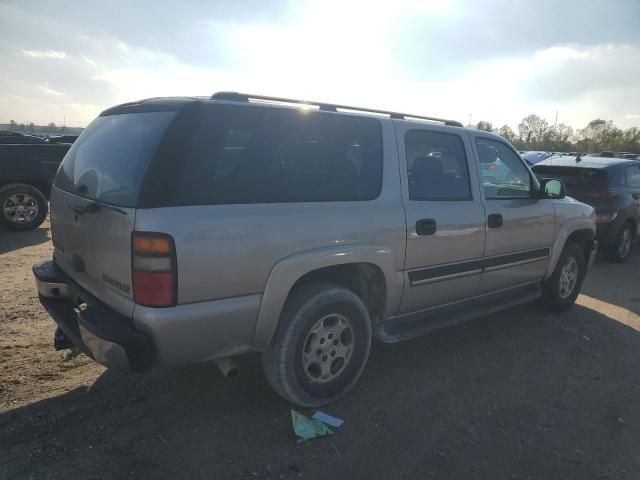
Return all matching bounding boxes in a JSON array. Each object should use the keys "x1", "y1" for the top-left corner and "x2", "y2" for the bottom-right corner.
[
  {"x1": 471, "y1": 134, "x2": 556, "y2": 294},
  {"x1": 396, "y1": 123, "x2": 486, "y2": 314}
]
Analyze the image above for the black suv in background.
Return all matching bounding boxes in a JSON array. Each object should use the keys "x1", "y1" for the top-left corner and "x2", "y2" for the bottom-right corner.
[{"x1": 533, "y1": 156, "x2": 640, "y2": 263}]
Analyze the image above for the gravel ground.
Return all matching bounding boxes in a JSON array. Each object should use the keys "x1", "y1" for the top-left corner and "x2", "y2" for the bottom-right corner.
[{"x1": 1, "y1": 220, "x2": 640, "y2": 480}]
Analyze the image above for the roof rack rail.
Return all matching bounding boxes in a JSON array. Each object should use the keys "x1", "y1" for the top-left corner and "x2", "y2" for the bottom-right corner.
[{"x1": 210, "y1": 91, "x2": 464, "y2": 127}]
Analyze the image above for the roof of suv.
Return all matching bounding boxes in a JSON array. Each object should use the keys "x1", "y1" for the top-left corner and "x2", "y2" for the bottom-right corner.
[
  {"x1": 534, "y1": 155, "x2": 637, "y2": 170},
  {"x1": 100, "y1": 92, "x2": 466, "y2": 129},
  {"x1": 100, "y1": 97, "x2": 203, "y2": 116}
]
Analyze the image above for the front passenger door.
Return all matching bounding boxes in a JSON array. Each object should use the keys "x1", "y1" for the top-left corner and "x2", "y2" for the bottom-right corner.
[{"x1": 473, "y1": 135, "x2": 556, "y2": 294}]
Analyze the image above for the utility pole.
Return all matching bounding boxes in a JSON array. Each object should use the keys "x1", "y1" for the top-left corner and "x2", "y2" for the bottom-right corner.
[{"x1": 554, "y1": 110, "x2": 558, "y2": 130}]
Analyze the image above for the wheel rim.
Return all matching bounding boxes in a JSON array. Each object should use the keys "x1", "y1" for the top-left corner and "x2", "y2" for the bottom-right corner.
[
  {"x1": 2, "y1": 193, "x2": 39, "y2": 224},
  {"x1": 301, "y1": 313, "x2": 354, "y2": 384},
  {"x1": 558, "y1": 256, "x2": 578, "y2": 299},
  {"x1": 618, "y1": 227, "x2": 632, "y2": 259}
]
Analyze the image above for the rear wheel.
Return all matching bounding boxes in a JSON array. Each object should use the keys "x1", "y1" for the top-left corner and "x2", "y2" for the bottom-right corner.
[
  {"x1": 262, "y1": 282, "x2": 372, "y2": 407},
  {"x1": 0, "y1": 183, "x2": 48, "y2": 231},
  {"x1": 539, "y1": 242, "x2": 586, "y2": 312},
  {"x1": 604, "y1": 222, "x2": 634, "y2": 263}
]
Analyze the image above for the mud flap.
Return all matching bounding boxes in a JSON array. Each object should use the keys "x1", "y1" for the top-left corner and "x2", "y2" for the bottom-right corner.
[{"x1": 54, "y1": 326, "x2": 73, "y2": 350}]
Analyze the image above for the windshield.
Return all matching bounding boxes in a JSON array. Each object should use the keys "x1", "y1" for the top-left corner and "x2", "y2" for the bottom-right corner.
[{"x1": 54, "y1": 111, "x2": 176, "y2": 207}]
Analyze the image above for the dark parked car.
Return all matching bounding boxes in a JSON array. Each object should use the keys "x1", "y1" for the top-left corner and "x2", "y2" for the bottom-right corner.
[
  {"x1": 0, "y1": 131, "x2": 47, "y2": 145},
  {"x1": 0, "y1": 142, "x2": 71, "y2": 230},
  {"x1": 533, "y1": 156, "x2": 640, "y2": 262},
  {"x1": 47, "y1": 135, "x2": 78, "y2": 144}
]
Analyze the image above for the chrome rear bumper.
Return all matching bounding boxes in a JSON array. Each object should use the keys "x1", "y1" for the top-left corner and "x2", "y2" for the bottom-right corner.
[{"x1": 33, "y1": 260, "x2": 154, "y2": 372}]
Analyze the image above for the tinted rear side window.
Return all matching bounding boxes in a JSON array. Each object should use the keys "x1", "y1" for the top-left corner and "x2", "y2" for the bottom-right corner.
[
  {"x1": 533, "y1": 166, "x2": 607, "y2": 189},
  {"x1": 55, "y1": 111, "x2": 176, "y2": 206},
  {"x1": 173, "y1": 105, "x2": 383, "y2": 205}
]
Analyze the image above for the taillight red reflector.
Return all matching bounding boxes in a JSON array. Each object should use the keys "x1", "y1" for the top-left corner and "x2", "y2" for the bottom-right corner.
[{"x1": 132, "y1": 271, "x2": 174, "y2": 307}]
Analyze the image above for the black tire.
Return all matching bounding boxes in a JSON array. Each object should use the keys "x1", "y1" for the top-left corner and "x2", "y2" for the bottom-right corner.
[
  {"x1": 262, "y1": 282, "x2": 372, "y2": 407},
  {"x1": 604, "y1": 222, "x2": 634, "y2": 263},
  {"x1": 0, "y1": 183, "x2": 48, "y2": 231},
  {"x1": 539, "y1": 242, "x2": 586, "y2": 312}
]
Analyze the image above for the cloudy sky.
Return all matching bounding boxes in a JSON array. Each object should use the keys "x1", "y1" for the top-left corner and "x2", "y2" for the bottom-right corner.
[{"x1": 1, "y1": 0, "x2": 639, "y2": 130}]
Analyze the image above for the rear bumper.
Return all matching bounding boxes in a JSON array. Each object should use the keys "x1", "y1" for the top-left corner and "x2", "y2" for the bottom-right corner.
[{"x1": 33, "y1": 260, "x2": 154, "y2": 372}]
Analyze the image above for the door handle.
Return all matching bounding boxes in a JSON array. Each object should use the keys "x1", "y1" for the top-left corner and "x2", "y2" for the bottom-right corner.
[
  {"x1": 487, "y1": 213, "x2": 503, "y2": 228},
  {"x1": 416, "y1": 219, "x2": 437, "y2": 235}
]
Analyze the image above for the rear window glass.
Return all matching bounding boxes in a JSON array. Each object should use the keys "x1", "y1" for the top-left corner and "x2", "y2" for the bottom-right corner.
[
  {"x1": 54, "y1": 111, "x2": 176, "y2": 206},
  {"x1": 173, "y1": 105, "x2": 382, "y2": 205},
  {"x1": 533, "y1": 166, "x2": 607, "y2": 189}
]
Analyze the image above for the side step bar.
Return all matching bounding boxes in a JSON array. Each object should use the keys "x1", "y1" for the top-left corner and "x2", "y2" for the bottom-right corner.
[{"x1": 379, "y1": 282, "x2": 542, "y2": 343}]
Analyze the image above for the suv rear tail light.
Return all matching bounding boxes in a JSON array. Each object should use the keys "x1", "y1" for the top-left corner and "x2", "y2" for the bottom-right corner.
[{"x1": 132, "y1": 232, "x2": 177, "y2": 307}]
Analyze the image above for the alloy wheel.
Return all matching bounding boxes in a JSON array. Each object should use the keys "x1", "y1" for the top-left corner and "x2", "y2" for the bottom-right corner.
[{"x1": 302, "y1": 314, "x2": 354, "y2": 383}]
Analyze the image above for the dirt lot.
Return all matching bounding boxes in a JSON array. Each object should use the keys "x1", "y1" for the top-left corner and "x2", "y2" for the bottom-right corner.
[{"x1": 1, "y1": 220, "x2": 640, "y2": 480}]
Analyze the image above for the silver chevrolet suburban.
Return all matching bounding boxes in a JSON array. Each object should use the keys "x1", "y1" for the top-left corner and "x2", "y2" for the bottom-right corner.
[{"x1": 33, "y1": 92, "x2": 597, "y2": 406}]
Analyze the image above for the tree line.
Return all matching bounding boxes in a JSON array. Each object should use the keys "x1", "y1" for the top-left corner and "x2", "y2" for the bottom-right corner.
[
  {"x1": 3, "y1": 115, "x2": 639, "y2": 153},
  {"x1": 1, "y1": 120, "x2": 84, "y2": 136},
  {"x1": 474, "y1": 115, "x2": 640, "y2": 154}
]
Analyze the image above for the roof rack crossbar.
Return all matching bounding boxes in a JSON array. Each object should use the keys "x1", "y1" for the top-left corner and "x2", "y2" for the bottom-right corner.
[{"x1": 210, "y1": 92, "x2": 463, "y2": 127}]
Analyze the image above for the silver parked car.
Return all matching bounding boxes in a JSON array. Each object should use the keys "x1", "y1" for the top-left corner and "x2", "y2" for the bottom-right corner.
[{"x1": 33, "y1": 93, "x2": 597, "y2": 406}]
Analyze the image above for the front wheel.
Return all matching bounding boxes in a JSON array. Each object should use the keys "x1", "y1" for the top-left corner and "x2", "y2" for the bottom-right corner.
[
  {"x1": 262, "y1": 282, "x2": 372, "y2": 407},
  {"x1": 0, "y1": 183, "x2": 48, "y2": 231},
  {"x1": 539, "y1": 242, "x2": 586, "y2": 312}
]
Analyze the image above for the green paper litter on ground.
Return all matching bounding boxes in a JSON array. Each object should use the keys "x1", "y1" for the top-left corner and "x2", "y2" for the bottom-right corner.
[{"x1": 291, "y1": 409, "x2": 333, "y2": 441}]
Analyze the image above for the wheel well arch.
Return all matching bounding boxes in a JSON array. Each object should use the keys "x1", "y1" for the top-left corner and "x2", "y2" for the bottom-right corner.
[
  {"x1": 288, "y1": 262, "x2": 387, "y2": 325},
  {"x1": 251, "y1": 244, "x2": 402, "y2": 351},
  {"x1": 0, "y1": 180, "x2": 51, "y2": 199},
  {"x1": 566, "y1": 228, "x2": 595, "y2": 264}
]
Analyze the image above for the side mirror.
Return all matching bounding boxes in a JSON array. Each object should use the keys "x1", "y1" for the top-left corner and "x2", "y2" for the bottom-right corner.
[{"x1": 538, "y1": 178, "x2": 566, "y2": 199}]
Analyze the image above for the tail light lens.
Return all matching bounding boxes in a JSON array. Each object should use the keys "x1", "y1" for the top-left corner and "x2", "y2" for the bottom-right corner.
[{"x1": 132, "y1": 232, "x2": 177, "y2": 307}]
